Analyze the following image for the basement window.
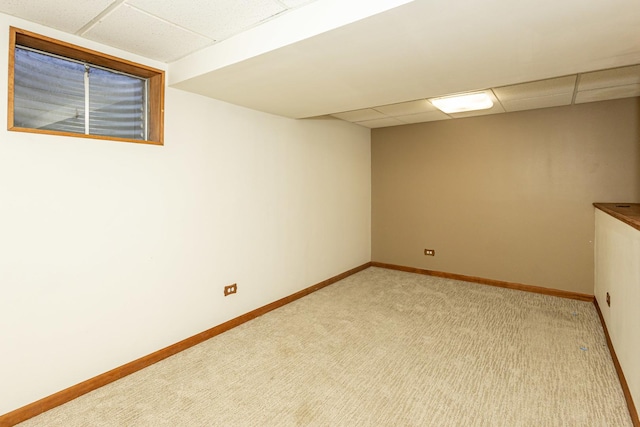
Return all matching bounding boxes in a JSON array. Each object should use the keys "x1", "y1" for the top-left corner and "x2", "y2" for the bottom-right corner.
[{"x1": 8, "y1": 27, "x2": 164, "y2": 145}]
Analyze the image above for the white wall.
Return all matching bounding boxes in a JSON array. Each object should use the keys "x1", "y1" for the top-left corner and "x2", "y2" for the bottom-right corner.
[
  {"x1": 0, "y1": 16, "x2": 371, "y2": 415},
  {"x1": 594, "y1": 209, "x2": 640, "y2": 412}
]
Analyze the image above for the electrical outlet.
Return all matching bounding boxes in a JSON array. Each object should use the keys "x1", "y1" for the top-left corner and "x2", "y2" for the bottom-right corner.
[
  {"x1": 424, "y1": 249, "x2": 435, "y2": 256},
  {"x1": 224, "y1": 283, "x2": 237, "y2": 296},
  {"x1": 606, "y1": 292, "x2": 610, "y2": 307}
]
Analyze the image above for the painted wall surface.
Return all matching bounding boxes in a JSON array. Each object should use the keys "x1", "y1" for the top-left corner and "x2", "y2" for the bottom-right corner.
[
  {"x1": 0, "y1": 16, "x2": 371, "y2": 415},
  {"x1": 595, "y1": 209, "x2": 640, "y2": 411},
  {"x1": 372, "y1": 98, "x2": 640, "y2": 294}
]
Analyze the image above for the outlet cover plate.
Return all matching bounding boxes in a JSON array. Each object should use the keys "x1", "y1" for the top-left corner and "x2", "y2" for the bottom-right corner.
[{"x1": 224, "y1": 283, "x2": 237, "y2": 296}]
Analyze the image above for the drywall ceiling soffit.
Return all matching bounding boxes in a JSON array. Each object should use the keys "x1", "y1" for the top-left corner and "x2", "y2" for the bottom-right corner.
[{"x1": 168, "y1": 0, "x2": 640, "y2": 119}]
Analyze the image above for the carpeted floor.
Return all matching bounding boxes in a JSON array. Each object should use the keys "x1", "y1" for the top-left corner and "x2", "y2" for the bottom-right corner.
[{"x1": 17, "y1": 267, "x2": 632, "y2": 426}]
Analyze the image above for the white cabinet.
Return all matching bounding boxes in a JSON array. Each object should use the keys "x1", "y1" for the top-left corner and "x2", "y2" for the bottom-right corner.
[{"x1": 594, "y1": 207, "x2": 640, "y2": 415}]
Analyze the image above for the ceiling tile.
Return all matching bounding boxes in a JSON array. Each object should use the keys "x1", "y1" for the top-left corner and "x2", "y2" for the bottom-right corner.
[
  {"x1": 331, "y1": 109, "x2": 387, "y2": 122},
  {"x1": 448, "y1": 106, "x2": 505, "y2": 119},
  {"x1": 493, "y1": 76, "x2": 576, "y2": 101},
  {"x1": 574, "y1": 84, "x2": 640, "y2": 104},
  {"x1": 374, "y1": 99, "x2": 437, "y2": 116},
  {"x1": 396, "y1": 111, "x2": 451, "y2": 123},
  {"x1": 0, "y1": 0, "x2": 114, "y2": 33},
  {"x1": 127, "y1": 0, "x2": 286, "y2": 41},
  {"x1": 501, "y1": 93, "x2": 573, "y2": 112},
  {"x1": 356, "y1": 117, "x2": 405, "y2": 128},
  {"x1": 279, "y1": 0, "x2": 317, "y2": 6},
  {"x1": 578, "y1": 65, "x2": 640, "y2": 91},
  {"x1": 83, "y1": 4, "x2": 213, "y2": 62}
]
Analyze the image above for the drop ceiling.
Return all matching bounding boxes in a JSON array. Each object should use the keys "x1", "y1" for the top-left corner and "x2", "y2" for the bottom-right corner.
[
  {"x1": 335, "y1": 65, "x2": 640, "y2": 128},
  {"x1": 1, "y1": 0, "x2": 639, "y2": 127},
  {"x1": 0, "y1": 0, "x2": 319, "y2": 62}
]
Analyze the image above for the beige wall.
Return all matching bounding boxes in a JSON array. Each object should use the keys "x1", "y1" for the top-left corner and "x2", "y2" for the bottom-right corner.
[{"x1": 372, "y1": 98, "x2": 640, "y2": 294}]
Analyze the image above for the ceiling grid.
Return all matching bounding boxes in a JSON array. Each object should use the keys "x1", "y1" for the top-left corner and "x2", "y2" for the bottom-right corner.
[{"x1": 333, "y1": 65, "x2": 640, "y2": 128}]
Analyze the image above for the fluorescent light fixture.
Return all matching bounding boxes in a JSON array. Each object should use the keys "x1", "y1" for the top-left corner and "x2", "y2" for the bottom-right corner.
[{"x1": 430, "y1": 91, "x2": 494, "y2": 114}]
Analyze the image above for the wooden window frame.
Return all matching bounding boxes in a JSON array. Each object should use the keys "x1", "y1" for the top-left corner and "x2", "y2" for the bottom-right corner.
[{"x1": 7, "y1": 27, "x2": 165, "y2": 145}]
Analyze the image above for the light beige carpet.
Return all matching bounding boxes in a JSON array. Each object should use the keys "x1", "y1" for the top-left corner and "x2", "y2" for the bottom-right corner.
[{"x1": 17, "y1": 267, "x2": 632, "y2": 426}]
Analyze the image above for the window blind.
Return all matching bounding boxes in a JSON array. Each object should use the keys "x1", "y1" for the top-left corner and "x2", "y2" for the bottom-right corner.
[{"x1": 13, "y1": 46, "x2": 147, "y2": 140}]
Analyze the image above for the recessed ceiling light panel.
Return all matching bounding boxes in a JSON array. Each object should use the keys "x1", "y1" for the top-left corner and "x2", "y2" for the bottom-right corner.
[{"x1": 429, "y1": 91, "x2": 494, "y2": 114}]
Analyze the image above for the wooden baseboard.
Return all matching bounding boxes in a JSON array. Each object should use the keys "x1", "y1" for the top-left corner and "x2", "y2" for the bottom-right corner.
[
  {"x1": 0, "y1": 262, "x2": 371, "y2": 427},
  {"x1": 370, "y1": 262, "x2": 594, "y2": 302},
  {"x1": 594, "y1": 298, "x2": 640, "y2": 427}
]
